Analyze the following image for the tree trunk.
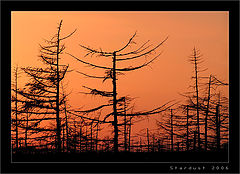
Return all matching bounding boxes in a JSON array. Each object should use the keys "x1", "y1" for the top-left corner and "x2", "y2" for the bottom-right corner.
[
  {"x1": 85, "y1": 126, "x2": 88, "y2": 151},
  {"x1": 205, "y1": 75, "x2": 211, "y2": 151},
  {"x1": 64, "y1": 101, "x2": 69, "y2": 152},
  {"x1": 25, "y1": 112, "x2": 29, "y2": 148},
  {"x1": 56, "y1": 21, "x2": 62, "y2": 153},
  {"x1": 140, "y1": 138, "x2": 142, "y2": 152},
  {"x1": 90, "y1": 123, "x2": 93, "y2": 152},
  {"x1": 171, "y1": 109, "x2": 174, "y2": 152},
  {"x1": 124, "y1": 99, "x2": 127, "y2": 152},
  {"x1": 112, "y1": 51, "x2": 118, "y2": 153},
  {"x1": 193, "y1": 131, "x2": 197, "y2": 151},
  {"x1": 79, "y1": 124, "x2": 82, "y2": 152},
  {"x1": 193, "y1": 48, "x2": 201, "y2": 151},
  {"x1": 216, "y1": 104, "x2": 220, "y2": 151},
  {"x1": 96, "y1": 123, "x2": 99, "y2": 152},
  {"x1": 15, "y1": 66, "x2": 19, "y2": 151},
  {"x1": 74, "y1": 121, "x2": 77, "y2": 152},
  {"x1": 62, "y1": 125, "x2": 65, "y2": 152},
  {"x1": 147, "y1": 128, "x2": 150, "y2": 152},
  {"x1": 128, "y1": 118, "x2": 132, "y2": 152}
]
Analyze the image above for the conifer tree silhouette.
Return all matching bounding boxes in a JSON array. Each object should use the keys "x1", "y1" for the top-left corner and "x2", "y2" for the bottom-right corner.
[
  {"x1": 15, "y1": 20, "x2": 76, "y2": 152},
  {"x1": 67, "y1": 32, "x2": 173, "y2": 153}
]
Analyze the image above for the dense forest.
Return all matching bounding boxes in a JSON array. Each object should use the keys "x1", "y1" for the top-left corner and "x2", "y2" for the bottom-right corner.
[{"x1": 11, "y1": 20, "x2": 229, "y2": 162}]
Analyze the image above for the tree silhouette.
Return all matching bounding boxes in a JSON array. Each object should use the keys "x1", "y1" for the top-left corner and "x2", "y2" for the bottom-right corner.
[
  {"x1": 201, "y1": 75, "x2": 228, "y2": 150},
  {"x1": 15, "y1": 20, "x2": 76, "y2": 152},
  {"x1": 156, "y1": 107, "x2": 186, "y2": 151},
  {"x1": 180, "y1": 47, "x2": 229, "y2": 151},
  {"x1": 188, "y1": 47, "x2": 206, "y2": 150},
  {"x1": 11, "y1": 65, "x2": 21, "y2": 151},
  {"x1": 67, "y1": 32, "x2": 173, "y2": 153}
]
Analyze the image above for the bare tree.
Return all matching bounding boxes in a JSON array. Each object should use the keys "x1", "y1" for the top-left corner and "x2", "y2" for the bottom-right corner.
[
  {"x1": 188, "y1": 47, "x2": 205, "y2": 150},
  {"x1": 183, "y1": 48, "x2": 228, "y2": 151},
  {"x1": 67, "y1": 32, "x2": 173, "y2": 152},
  {"x1": 15, "y1": 20, "x2": 76, "y2": 152},
  {"x1": 201, "y1": 75, "x2": 228, "y2": 150},
  {"x1": 156, "y1": 108, "x2": 186, "y2": 151},
  {"x1": 205, "y1": 91, "x2": 229, "y2": 151},
  {"x1": 11, "y1": 65, "x2": 21, "y2": 151}
]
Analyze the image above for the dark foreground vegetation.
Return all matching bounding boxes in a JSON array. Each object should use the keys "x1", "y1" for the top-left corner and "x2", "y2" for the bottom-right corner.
[{"x1": 13, "y1": 149, "x2": 228, "y2": 162}]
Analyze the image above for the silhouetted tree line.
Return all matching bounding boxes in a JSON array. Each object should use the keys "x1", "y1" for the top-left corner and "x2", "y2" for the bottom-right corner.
[
  {"x1": 11, "y1": 20, "x2": 228, "y2": 155},
  {"x1": 156, "y1": 48, "x2": 228, "y2": 152}
]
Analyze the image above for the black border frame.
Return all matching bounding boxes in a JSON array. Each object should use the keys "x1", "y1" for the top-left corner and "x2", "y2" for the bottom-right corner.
[{"x1": 1, "y1": 0, "x2": 239, "y2": 173}]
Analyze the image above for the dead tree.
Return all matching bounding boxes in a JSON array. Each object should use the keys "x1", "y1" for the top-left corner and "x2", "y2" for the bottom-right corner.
[
  {"x1": 156, "y1": 108, "x2": 185, "y2": 151},
  {"x1": 128, "y1": 116, "x2": 134, "y2": 152},
  {"x1": 201, "y1": 75, "x2": 228, "y2": 151},
  {"x1": 207, "y1": 77, "x2": 228, "y2": 151},
  {"x1": 115, "y1": 96, "x2": 136, "y2": 151},
  {"x1": 61, "y1": 82, "x2": 72, "y2": 152},
  {"x1": 204, "y1": 75, "x2": 212, "y2": 151},
  {"x1": 188, "y1": 47, "x2": 207, "y2": 150},
  {"x1": 182, "y1": 50, "x2": 228, "y2": 151},
  {"x1": 215, "y1": 104, "x2": 220, "y2": 150},
  {"x1": 11, "y1": 65, "x2": 21, "y2": 151},
  {"x1": 206, "y1": 92, "x2": 229, "y2": 151},
  {"x1": 15, "y1": 20, "x2": 76, "y2": 152},
  {"x1": 188, "y1": 74, "x2": 228, "y2": 151},
  {"x1": 67, "y1": 32, "x2": 173, "y2": 153},
  {"x1": 175, "y1": 105, "x2": 202, "y2": 152},
  {"x1": 12, "y1": 66, "x2": 35, "y2": 152},
  {"x1": 123, "y1": 98, "x2": 128, "y2": 151},
  {"x1": 147, "y1": 128, "x2": 150, "y2": 152}
]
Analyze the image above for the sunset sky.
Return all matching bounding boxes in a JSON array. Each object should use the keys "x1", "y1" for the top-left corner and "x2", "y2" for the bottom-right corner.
[{"x1": 11, "y1": 11, "x2": 229, "y2": 139}]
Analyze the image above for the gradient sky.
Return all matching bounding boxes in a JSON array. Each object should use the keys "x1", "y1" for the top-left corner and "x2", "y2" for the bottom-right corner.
[{"x1": 11, "y1": 11, "x2": 229, "y2": 139}]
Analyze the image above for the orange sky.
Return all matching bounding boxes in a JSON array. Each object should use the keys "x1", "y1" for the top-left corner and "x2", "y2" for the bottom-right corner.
[{"x1": 11, "y1": 11, "x2": 229, "y2": 140}]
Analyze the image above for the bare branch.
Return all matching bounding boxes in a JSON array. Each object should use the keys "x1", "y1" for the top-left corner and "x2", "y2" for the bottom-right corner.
[
  {"x1": 82, "y1": 85, "x2": 113, "y2": 97},
  {"x1": 76, "y1": 70, "x2": 106, "y2": 79},
  {"x1": 116, "y1": 52, "x2": 162, "y2": 72},
  {"x1": 73, "y1": 104, "x2": 112, "y2": 113},
  {"x1": 67, "y1": 52, "x2": 112, "y2": 70},
  {"x1": 67, "y1": 110, "x2": 112, "y2": 124},
  {"x1": 59, "y1": 29, "x2": 77, "y2": 41},
  {"x1": 116, "y1": 36, "x2": 168, "y2": 61},
  {"x1": 79, "y1": 44, "x2": 112, "y2": 57},
  {"x1": 118, "y1": 100, "x2": 176, "y2": 117},
  {"x1": 115, "y1": 32, "x2": 137, "y2": 53}
]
